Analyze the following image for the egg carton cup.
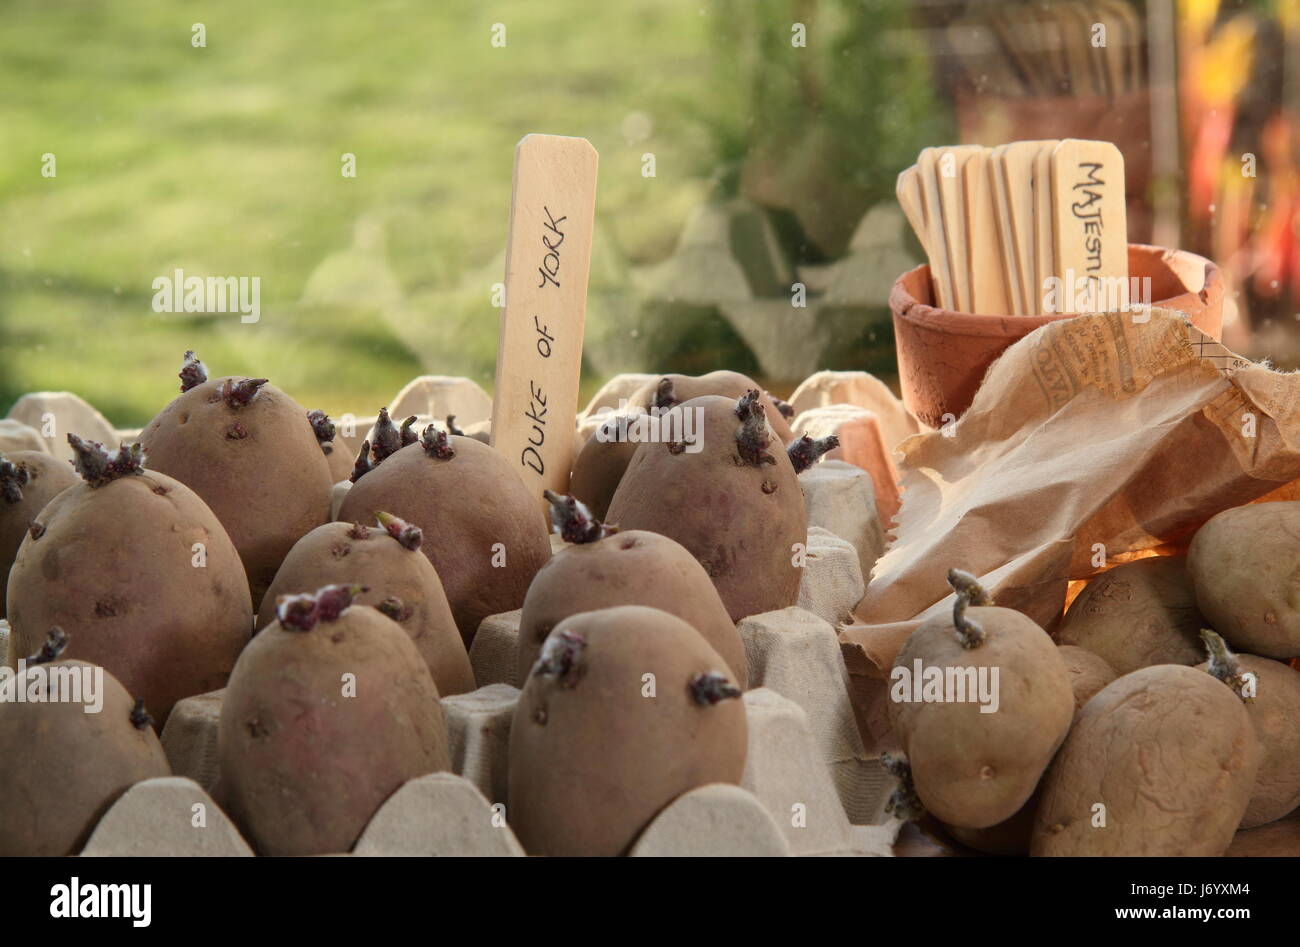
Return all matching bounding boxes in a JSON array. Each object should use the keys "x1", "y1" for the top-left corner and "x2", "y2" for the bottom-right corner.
[
  {"x1": 352, "y1": 772, "x2": 524, "y2": 856},
  {"x1": 799, "y1": 460, "x2": 886, "y2": 586},
  {"x1": 387, "y1": 376, "x2": 492, "y2": 430},
  {"x1": 80, "y1": 777, "x2": 253, "y2": 857},
  {"x1": 788, "y1": 370, "x2": 922, "y2": 451},
  {"x1": 5, "y1": 392, "x2": 118, "y2": 461},
  {"x1": 792, "y1": 406, "x2": 900, "y2": 528},
  {"x1": 0, "y1": 419, "x2": 48, "y2": 455},
  {"x1": 797, "y1": 528, "x2": 866, "y2": 629},
  {"x1": 628, "y1": 784, "x2": 793, "y2": 856}
]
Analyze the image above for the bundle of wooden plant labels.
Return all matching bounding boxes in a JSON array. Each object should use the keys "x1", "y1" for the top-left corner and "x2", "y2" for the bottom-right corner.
[
  {"x1": 896, "y1": 139, "x2": 1129, "y2": 317},
  {"x1": 946, "y1": 0, "x2": 1145, "y2": 99}
]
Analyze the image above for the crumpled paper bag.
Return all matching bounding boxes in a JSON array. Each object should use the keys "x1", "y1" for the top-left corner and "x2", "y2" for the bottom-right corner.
[{"x1": 840, "y1": 308, "x2": 1300, "y2": 709}]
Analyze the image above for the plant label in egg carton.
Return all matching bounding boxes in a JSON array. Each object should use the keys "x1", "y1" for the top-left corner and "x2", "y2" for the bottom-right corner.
[{"x1": 490, "y1": 134, "x2": 599, "y2": 502}]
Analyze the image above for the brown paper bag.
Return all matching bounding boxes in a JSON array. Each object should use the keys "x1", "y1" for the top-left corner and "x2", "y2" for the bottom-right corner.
[{"x1": 841, "y1": 308, "x2": 1300, "y2": 707}]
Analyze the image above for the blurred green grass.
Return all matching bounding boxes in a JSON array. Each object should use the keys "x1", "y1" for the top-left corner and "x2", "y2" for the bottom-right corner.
[{"x1": 0, "y1": 0, "x2": 716, "y2": 425}]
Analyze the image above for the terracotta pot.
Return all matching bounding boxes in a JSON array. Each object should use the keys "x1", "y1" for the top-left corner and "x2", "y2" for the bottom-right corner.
[{"x1": 889, "y1": 244, "x2": 1225, "y2": 429}]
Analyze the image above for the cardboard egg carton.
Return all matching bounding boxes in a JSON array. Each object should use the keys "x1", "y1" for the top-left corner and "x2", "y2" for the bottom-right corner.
[
  {"x1": 7, "y1": 370, "x2": 902, "y2": 856},
  {"x1": 81, "y1": 770, "x2": 527, "y2": 858},
  {"x1": 0, "y1": 419, "x2": 48, "y2": 455},
  {"x1": 798, "y1": 528, "x2": 866, "y2": 628},
  {"x1": 5, "y1": 392, "x2": 118, "y2": 461},
  {"x1": 352, "y1": 773, "x2": 524, "y2": 856},
  {"x1": 145, "y1": 676, "x2": 893, "y2": 857},
  {"x1": 628, "y1": 784, "x2": 792, "y2": 856},
  {"x1": 81, "y1": 777, "x2": 253, "y2": 857},
  {"x1": 800, "y1": 460, "x2": 886, "y2": 585},
  {"x1": 788, "y1": 370, "x2": 921, "y2": 451},
  {"x1": 157, "y1": 551, "x2": 897, "y2": 858},
  {"x1": 330, "y1": 480, "x2": 352, "y2": 519},
  {"x1": 387, "y1": 376, "x2": 493, "y2": 430},
  {"x1": 793, "y1": 406, "x2": 901, "y2": 527}
]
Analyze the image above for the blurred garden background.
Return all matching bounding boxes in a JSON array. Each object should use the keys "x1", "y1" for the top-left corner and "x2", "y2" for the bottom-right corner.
[
  {"x1": 1, "y1": 0, "x2": 1296, "y2": 426},
  {"x1": 0, "y1": 0, "x2": 943, "y2": 424}
]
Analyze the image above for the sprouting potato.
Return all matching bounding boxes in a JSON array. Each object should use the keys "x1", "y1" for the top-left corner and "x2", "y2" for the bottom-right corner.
[
  {"x1": 1, "y1": 450, "x2": 77, "y2": 618},
  {"x1": 140, "y1": 352, "x2": 334, "y2": 603},
  {"x1": 628, "y1": 371, "x2": 796, "y2": 443},
  {"x1": 0, "y1": 629, "x2": 170, "y2": 856},
  {"x1": 607, "y1": 391, "x2": 827, "y2": 621},
  {"x1": 338, "y1": 423, "x2": 550, "y2": 647},
  {"x1": 1197, "y1": 630, "x2": 1300, "y2": 829},
  {"x1": 6, "y1": 436, "x2": 252, "y2": 724},
  {"x1": 887, "y1": 570, "x2": 1073, "y2": 829},
  {"x1": 516, "y1": 492, "x2": 746, "y2": 687},
  {"x1": 217, "y1": 585, "x2": 449, "y2": 855},
  {"x1": 258, "y1": 512, "x2": 474, "y2": 697},
  {"x1": 568, "y1": 416, "x2": 642, "y2": 521},
  {"x1": 509, "y1": 605, "x2": 747, "y2": 856}
]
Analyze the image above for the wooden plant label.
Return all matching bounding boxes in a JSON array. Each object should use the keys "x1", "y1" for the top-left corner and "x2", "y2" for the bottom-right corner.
[
  {"x1": 1050, "y1": 139, "x2": 1127, "y2": 314},
  {"x1": 490, "y1": 134, "x2": 599, "y2": 503},
  {"x1": 963, "y1": 150, "x2": 1011, "y2": 316},
  {"x1": 895, "y1": 166, "x2": 929, "y2": 258},
  {"x1": 1033, "y1": 141, "x2": 1057, "y2": 312},
  {"x1": 1000, "y1": 140, "x2": 1049, "y2": 314},
  {"x1": 917, "y1": 148, "x2": 954, "y2": 309},
  {"x1": 989, "y1": 145, "x2": 1026, "y2": 315},
  {"x1": 936, "y1": 144, "x2": 981, "y2": 313}
]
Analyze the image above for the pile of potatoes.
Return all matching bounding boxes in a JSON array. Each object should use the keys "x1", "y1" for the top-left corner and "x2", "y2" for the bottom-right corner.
[
  {"x1": 888, "y1": 501, "x2": 1300, "y2": 857},
  {"x1": 9, "y1": 351, "x2": 1296, "y2": 859},
  {"x1": 0, "y1": 361, "x2": 838, "y2": 856}
]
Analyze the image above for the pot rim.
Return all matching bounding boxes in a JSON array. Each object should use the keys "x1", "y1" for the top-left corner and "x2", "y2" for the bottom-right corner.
[{"x1": 889, "y1": 243, "x2": 1222, "y2": 338}]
